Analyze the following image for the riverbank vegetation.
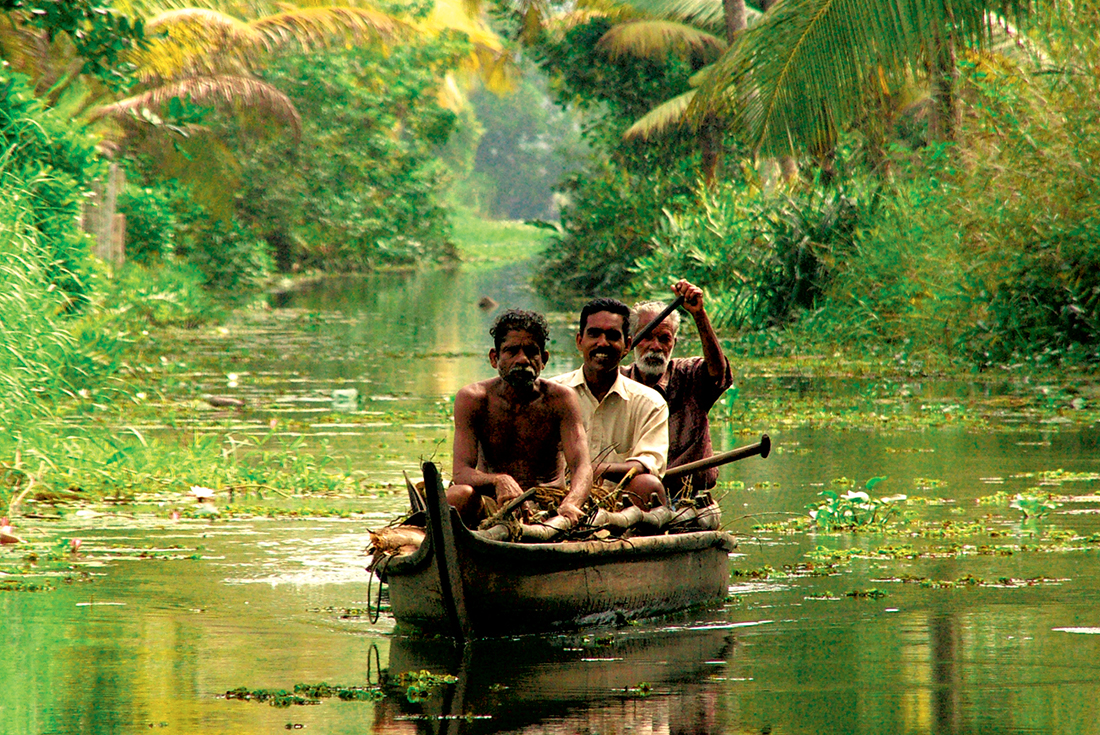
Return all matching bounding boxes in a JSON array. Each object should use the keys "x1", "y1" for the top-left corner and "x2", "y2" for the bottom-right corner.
[
  {"x1": 531, "y1": 0, "x2": 1100, "y2": 371},
  {"x1": 2, "y1": 0, "x2": 1099, "y2": 513}
]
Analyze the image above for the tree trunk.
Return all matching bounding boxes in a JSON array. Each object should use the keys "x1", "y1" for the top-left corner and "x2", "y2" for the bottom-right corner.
[
  {"x1": 928, "y1": 32, "x2": 959, "y2": 143},
  {"x1": 701, "y1": 0, "x2": 749, "y2": 186},
  {"x1": 700, "y1": 116, "x2": 720, "y2": 184},
  {"x1": 267, "y1": 230, "x2": 295, "y2": 272},
  {"x1": 723, "y1": 0, "x2": 747, "y2": 45}
]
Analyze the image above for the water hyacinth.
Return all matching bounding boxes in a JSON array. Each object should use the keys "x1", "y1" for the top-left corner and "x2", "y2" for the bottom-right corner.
[
  {"x1": 1009, "y1": 493, "x2": 1059, "y2": 520},
  {"x1": 809, "y1": 483, "x2": 904, "y2": 531}
]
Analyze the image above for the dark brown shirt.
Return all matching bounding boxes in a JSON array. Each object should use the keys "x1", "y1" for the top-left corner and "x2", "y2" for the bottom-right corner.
[{"x1": 623, "y1": 356, "x2": 733, "y2": 492}]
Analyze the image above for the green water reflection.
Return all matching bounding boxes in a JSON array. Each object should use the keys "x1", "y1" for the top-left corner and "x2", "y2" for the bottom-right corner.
[{"x1": 5, "y1": 267, "x2": 1100, "y2": 734}]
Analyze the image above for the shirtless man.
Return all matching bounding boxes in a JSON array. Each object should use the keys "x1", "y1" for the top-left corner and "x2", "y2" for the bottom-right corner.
[{"x1": 448, "y1": 309, "x2": 593, "y2": 527}]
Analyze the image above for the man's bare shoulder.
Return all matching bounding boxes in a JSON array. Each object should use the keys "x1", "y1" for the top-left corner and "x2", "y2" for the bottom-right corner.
[
  {"x1": 538, "y1": 378, "x2": 579, "y2": 401},
  {"x1": 455, "y1": 377, "x2": 502, "y2": 403}
]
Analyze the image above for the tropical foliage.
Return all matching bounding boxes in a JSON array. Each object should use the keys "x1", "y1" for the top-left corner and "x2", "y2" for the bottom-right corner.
[
  {"x1": 529, "y1": 12, "x2": 720, "y2": 297},
  {"x1": 221, "y1": 34, "x2": 468, "y2": 271},
  {"x1": 689, "y1": 0, "x2": 1035, "y2": 155},
  {"x1": 525, "y1": 0, "x2": 1100, "y2": 366}
]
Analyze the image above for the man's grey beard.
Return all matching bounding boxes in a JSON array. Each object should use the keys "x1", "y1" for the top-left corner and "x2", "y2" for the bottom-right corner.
[
  {"x1": 502, "y1": 365, "x2": 538, "y2": 389},
  {"x1": 636, "y1": 351, "x2": 669, "y2": 377}
]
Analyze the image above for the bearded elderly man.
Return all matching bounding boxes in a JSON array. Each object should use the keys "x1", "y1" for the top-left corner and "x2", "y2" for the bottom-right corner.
[
  {"x1": 448, "y1": 309, "x2": 593, "y2": 527},
  {"x1": 550, "y1": 297, "x2": 669, "y2": 509},
  {"x1": 623, "y1": 279, "x2": 733, "y2": 497}
]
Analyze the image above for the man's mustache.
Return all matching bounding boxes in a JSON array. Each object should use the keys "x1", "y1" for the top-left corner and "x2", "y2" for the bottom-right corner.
[{"x1": 503, "y1": 365, "x2": 538, "y2": 386}]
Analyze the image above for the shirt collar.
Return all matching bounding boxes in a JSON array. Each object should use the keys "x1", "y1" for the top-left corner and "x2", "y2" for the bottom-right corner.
[{"x1": 563, "y1": 366, "x2": 632, "y2": 401}]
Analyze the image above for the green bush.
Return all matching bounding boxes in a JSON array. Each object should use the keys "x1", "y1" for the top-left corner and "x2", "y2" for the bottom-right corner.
[
  {"x1": 116, "y1": 183, "x2": 181, "y2": 264},
  {"x1": 535, "y1": 161, "x2": 697, "y2": 297},
  {"x1": 0, "y1": 71, "x2": 103, "y2": 303},
  {"x1": 0, "y1": 182, "x2": 78, "y2": 425},
  {"x1": 975, "y1": 236, "x2": 1100, "y2": 364},
  {"x1": 632, "y1": 178, "x2": 870, "y2": 331},
  {"x1": 181, "y1": 218, "x2": 273, "y2": 292}
]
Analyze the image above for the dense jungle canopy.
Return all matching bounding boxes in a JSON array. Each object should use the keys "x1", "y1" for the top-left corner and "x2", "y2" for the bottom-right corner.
[{"x1": 1, "y1": 0, "x2": 1099, "y2": 440}]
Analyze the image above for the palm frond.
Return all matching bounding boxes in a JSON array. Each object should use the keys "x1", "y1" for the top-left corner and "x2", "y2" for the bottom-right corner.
[
  {"x1": 613, "y1": 0, "x2": 762, "y2": 31},
  {"x1": 624, "y1": 88, "x2": 696, "y2": 140},
  {"x1": 690, "y1": 0, "x2": 1033, "y2": 156},
  {"x1": 144, "y1": 8, "x2": 262, "y2": 39},
  {"x1": 252, "y1": 7, "x2": 403, "y2": 52},
  {"x1": 90, "y1": 75, "x2": 302, "y2": 137},
  {"x1": 133, "y1": 9, "x2": 262, "y2": 82},
  {"x1": 597, "y1": 20, "x2": 726, "y2": 60}
]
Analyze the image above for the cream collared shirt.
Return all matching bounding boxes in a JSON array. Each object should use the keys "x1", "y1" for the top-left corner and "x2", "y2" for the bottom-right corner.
[{"x1": 550, "y1": 368, "x2": 669, "y2": 476}]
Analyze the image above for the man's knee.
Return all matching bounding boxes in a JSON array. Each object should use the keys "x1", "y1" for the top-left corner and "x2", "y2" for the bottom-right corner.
[
  {"x1": 446, "y1": 484, "x2": 482, "y2": 526},
  {"x1": 623, "y1": 473, "x2": 667, "y2": 510}
]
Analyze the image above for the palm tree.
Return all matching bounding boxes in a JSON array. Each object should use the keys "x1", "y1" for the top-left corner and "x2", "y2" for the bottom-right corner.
[
  {"x1": 689, "y1": 0, "x2": 1035, "y2": 160},
  {"x1": 593, "y1": 0, "x2": 761, "y2": 181},
  {"x1": 94, "y1": 2, "x2": 409, "y2": 133}
]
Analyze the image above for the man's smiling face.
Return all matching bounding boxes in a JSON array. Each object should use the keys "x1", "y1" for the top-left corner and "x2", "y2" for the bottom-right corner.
[{"x1": 577, "y1": 310, "x2": 629, "y2": 376}]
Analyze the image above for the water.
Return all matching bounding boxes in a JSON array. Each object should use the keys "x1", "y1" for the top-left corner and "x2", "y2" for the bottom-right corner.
[{"x1": 4, "y1": 264, "x2": 1100, "y2": 734}]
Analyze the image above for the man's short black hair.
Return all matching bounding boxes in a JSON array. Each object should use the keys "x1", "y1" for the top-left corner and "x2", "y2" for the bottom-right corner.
[
  {"x1": 491, "y1": 308, "x2": 550, "y2": 351},
  {"x1": 579, "y1": 297, "x2": 631, "y2": 337}
]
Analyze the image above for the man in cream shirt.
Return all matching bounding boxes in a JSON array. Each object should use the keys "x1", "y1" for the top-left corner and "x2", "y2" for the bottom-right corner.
[{"x1": 551, "y1": 297, "x2": 669, "y2": 509}]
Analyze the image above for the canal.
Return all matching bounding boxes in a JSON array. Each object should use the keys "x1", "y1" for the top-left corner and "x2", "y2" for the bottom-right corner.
[{"x1": 3, "y1": 263, "x2": 1100, "y2": 735}]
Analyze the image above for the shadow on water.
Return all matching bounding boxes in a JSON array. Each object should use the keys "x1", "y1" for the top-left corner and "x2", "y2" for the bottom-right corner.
[{"x1": 373, "y1": 625, "x2": 736, "y2": 735}]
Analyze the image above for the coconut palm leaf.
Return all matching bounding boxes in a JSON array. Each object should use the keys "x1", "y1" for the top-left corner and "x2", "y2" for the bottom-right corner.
[
  {"x1": 624, "y1": 88, "x2": 696, "y2": 139},
  {"x1": 132, "y1": 9, "x2": 260, "y2": 82},
  {"x1": 690, "y1": 0, "x2": 1034, "y2": 156},
  {"x1": 251, "y1": 6, "x2": 402, "y2": 51},
  {"x1": 597, "y1": 19, "x2": 726, "y2": 60},
  {"x1": 613, "y1": 0, "x2": 763, "y2": 31},
  {"x1": 91, "y1": 74, "x2": 302, "y2": 137},
  {"x1": 426, "y1": 0, "x2": 510, "y2": 89}
]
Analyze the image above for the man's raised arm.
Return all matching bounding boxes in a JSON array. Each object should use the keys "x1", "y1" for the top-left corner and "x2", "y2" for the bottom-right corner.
[{"x1": 673, "y1": 279, "x2": 727, "y2": 382}]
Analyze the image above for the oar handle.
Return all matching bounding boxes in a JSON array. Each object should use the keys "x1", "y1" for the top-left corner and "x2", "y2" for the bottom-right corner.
[
  {"x1": 631, "y1": 295, "x2": 685, "y2": 345},
  {"x1": 663, "y1": 434, "x2": 771, "y2": 480}
]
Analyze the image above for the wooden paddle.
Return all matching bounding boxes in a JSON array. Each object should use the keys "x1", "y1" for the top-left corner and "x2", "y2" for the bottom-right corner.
[
  {"x1": 630, "y1": 294, "x2": 685, "y2": 345},
  {"x1": 663, "y1": 434, "x2": 771, "y2": 480}
]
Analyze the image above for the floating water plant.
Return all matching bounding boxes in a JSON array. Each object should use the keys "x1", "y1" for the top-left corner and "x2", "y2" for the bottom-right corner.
[
  {"x1": 1010, "y1": 493, "x2": 1059, "y2": 520},
  {"x1": 809, "y1": 477, "x2": 904, "y2": 531},
  {"x1": 399, "y1": 669, "x2": 458, "y2": 703},
  {"x1": 226, "y1": 682, "x2": 384, "y2": 707}
]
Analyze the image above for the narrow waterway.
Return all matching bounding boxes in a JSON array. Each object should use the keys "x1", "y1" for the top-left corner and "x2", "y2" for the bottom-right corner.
[{"x1": 4, "y1": 263, "x2": 1100, "y2": 735}]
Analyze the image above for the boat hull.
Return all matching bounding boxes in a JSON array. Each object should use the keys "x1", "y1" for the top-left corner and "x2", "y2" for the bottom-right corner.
[{"x1": 378, "y1": 463, "x2": 735, "y2": 638}]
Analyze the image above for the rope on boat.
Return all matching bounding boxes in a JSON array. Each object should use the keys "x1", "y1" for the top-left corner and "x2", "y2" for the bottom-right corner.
[
  {"x1": 366, "y1": 643, "x2": 381, "y2": 686},
  {"x1": 366, "y1": 552, "x2": 394, "y2": 624}
]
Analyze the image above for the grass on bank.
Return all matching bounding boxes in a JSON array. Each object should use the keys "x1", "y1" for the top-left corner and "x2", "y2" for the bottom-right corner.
[{"x1": 449, "y1": 206, "x2": 554, "y2": 264}]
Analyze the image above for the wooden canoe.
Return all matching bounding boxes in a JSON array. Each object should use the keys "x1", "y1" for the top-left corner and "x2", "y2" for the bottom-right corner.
[{"x1": 374, "y1": 462, "x2": 737, "y2": 640}]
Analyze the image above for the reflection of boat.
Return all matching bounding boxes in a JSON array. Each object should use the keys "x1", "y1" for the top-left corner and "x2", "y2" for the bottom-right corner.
[
  {"x1": 375, "y1": 463, "x2": 737, "y2": 639},
  {"x1": 373, "y1": 625, "x2": 733, "y2": 735}
]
